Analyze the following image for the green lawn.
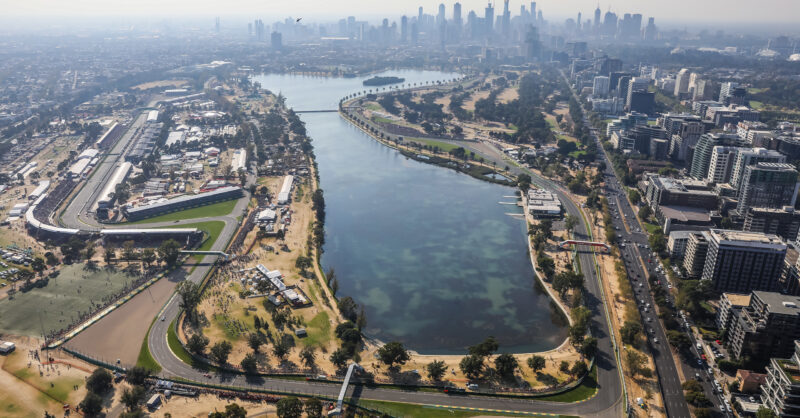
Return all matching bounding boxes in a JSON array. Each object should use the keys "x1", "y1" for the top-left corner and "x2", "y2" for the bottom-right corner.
[
  {"x1": 749, "y1": 100, "x2": 765, "y2": 110},
  {"x1": 351, "y1": 399, "x2": 559, "y2": 417},
  {"x1": 302, "y1": 311, "x2": 332, "y2": 348},
  {"x1": 408, "y1": 138, "x2": 463, "y2": 153},
  {"x1": 157, "y1": 220, "x2": 225, "y2": 261},
  {"x1": 125, "y1": 199, "x2": 237, "y2": 224},
  {"x1": 136, "y1": 334, "x2": 162, "y2": 372},
  {"x1": 568, "y1": 150, "x2": 587, "y2": 158},
  {"x1": 546, "y1": 118, "x2": 558, "y2": 129},
  {"x1": 534, "y1": 364, "x2": 598, "y2": 402},
  {"x1": 371, "y1": 116, "x2": 396, "y2": 124},
  {"x1": 643, "y1": 222, "x2": 661, "y2": 235}
]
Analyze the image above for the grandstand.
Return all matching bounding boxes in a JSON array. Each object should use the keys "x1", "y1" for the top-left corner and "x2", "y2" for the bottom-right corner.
[
  {"x1": 277, "y1": 175, "x2": 294, "y2": 204},
  {"x1": 122, "y1": 186, "x2": 243, "y2": 222},
  {"x1": 95, "y1": 162, "x2": 133, "y2": 216},
  {"x1": 95, "y1": 122, "x2": 123, "y2": 149}
]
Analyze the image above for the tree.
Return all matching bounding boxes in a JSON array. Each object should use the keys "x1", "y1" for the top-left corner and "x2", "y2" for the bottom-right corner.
[
  {"x1": 638, "y1": 205, "x2": 652, "y2": 220},
  {"x1": 209, "y1": 403, "x2": 247, "y2": 418},
  {"x1": 625, "y1": 350, "x2": 650, "y2": 378},
  {"x1": 494, "y1": 353, "x2": 519, "y2": 380},
  {"x1": 628, "y1": 189, "x2": 641, "y2": 204},
  {"x1": 210, "y1": 341, "x2": 233, "y2": 365},
  {"x1": 460, "y1": 354, "x2": 484, "y2": 380},
  {"x1": 79, "y1": 392, "x2": 104, "y2": 416},
  {"x1": 528, "y1": 355, "x2": 546, "y2": 373},
  {"x1": 272, "y1": 337, "x2": 290, "y2": 360},
  {"x1": 186, "y1": 333, "x2": 209, "y2": 354},
  {"x1": 304, "y1": 397, "x2": 324, "y2": 418},
  {"x1": 158, "y1": 239, "x2": 182, "y2": 265},
  {"x1": 300, "y1": 346, "x2": 316, "y2": 369},
  {"x1": 178, "y1": 281, "x2": 201, "y2": 320},
  {"x1": 295, "y1": 255, "x2": 312, "y2": 276},
  {"x1": 330, "y1": 348, "x2": 349, "y2": 369},
  {"x1": 517, "y1": 173, "x2": 531, "y2": 191},
  {"x1": 559, "y1": 360, "x2": 570, "y2": 374},
  {"x1": 122, "y1": 240, "x2": 137, "y2": 261},
  {"x1": 104, "y1": 247, "x2": 115, "y2": 264},
  {"x1": 564, "y1": 215, "x2": 579, "y2": 234},
  {"x1": 579, "y1": 337, "x2": 598, "y2": 359},
  {"x1": 121, "y1": 385, "x2": 146, "y2": 411},
  {"x1": 125, "y1": 366, "x2": 149, "y2": 386},
  {"x1": 667, "y1": 330, "x2": 692, "y2": 351},
  {"x1": 85, "y1": 242, "x2": 96, "y2": 261},
  {"x1": 141, "y1": 248, "x2": 156, "y2": 268},
  {"x1": 649, "y1": 232, "x2": 666, "y2": 255},
  {"x1": 86, "y1": 368, "x2": 113, "y2": 394},
  {"x1": 377, "y1": 341, "x2": 410, "y2": 369},
  {"x1": 31, "y1": 257, "x2": 45, "y2": 273},
  {"x1": 276, "y1": 397, "x2": 303, "y2": 418},
  {"x1": 570, "y1": 361, "x2": 588, "y2": 378},
  {"x1": 468, "y1": 336, "x2": 499, "y2": 358},
  {"x1": 425, "y1": 360, "x2": 447, "y2": 381},
  {"x1": 248, "y1": 333, "x2": 263, "y2": 352},
  {"x1": 241, "y1": 352, "x2": 258, "y2": 372},
  {"x1": 757, "y1": 407, "x2": 778, "y2": 418},
  {"x1": 620, "y1": 321, "x2": 642, "y2": 346}
]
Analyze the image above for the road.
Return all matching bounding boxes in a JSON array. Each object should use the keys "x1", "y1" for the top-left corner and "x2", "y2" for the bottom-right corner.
[
  {"x1": 63, "y1": 92, "x2": 624, "y2": 416},
  {"x1": 564, "y1": 71, "x2": 722, "y2": 417}
]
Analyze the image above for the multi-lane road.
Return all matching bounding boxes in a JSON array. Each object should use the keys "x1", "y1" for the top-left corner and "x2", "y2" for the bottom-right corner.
[{"x1": 571, "y1": 79, "x2": 728, "y2": 416}]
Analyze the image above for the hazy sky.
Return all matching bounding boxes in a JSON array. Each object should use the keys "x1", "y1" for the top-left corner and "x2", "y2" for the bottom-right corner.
[{"x1": 2, "y1": 0, "x2": 799, "y2": 24}]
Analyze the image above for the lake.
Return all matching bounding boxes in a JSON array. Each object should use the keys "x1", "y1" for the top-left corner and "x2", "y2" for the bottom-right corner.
[{"x1": 255, "y1": 70, "x2": 567, "y2": 354}]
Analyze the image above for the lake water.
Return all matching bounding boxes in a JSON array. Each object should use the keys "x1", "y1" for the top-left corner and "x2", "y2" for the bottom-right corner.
[{"x1": 255, "y1": 70, "x2": 567, "y2": 354}]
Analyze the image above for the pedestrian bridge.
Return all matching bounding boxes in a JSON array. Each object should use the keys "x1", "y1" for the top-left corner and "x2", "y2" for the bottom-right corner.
[
  {"x1": 558, "y1": 240, "x2": 610, "y2": 251},
  {"x1": 179, "y1": 250, "x2": 230, "y2": 260}
]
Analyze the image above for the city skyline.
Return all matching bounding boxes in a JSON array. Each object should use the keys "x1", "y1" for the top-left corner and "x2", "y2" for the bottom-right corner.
[{"x1": 1, "y1": 0, "x2": 799, "y2": 26}]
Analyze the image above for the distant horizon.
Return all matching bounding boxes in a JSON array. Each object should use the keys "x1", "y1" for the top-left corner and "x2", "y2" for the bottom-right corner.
[{"x1": 1, "y1": 0, "x2": 799, "y2": 28}]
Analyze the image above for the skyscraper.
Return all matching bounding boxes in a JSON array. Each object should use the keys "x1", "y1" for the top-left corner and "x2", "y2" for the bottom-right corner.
[
  {"x1": 453, "y1": 3, "x2": 462, "y2": 25},
  {"x1": 738, "y1": 163, "x2": 799, "y2": 214},
  {"x1": 400, "y1": 16, "x2": 408, "y2": 43},
  {"x1": 215, "y1": 17, "x2": 220, "y2": 33},
  {"x1": 485, "y1": 2, "x2": 494, "y2": 36},
  {"x1": 594, "y1": 4, "x2": 601, "y2": 28},
  {"x1": 674, "y1": 68, "x2": 691, "y2": 97},
  {"x1": 502, "y1": 0, "x2": 511, "y2": 37},
  {"x1": 644, "y1": 17, "x2": 657, "y2": 41},
  {"x1": 603, "y1": 11, "x2": 618, "y2": 37},
  {"x1": 437, "y1": 3, "x2": 446, "y2": 25}
]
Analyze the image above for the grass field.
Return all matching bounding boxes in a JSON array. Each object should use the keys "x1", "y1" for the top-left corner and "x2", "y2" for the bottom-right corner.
[
  {"x1": 125, "y1": 199, "x2": 237, "y2": 224},
  {"x1": 534, "y1": 364, "x2": 598, "y2": 402},
  {"x1": 302, "y1": 311, "x2": 332, "y2": 348},
  {"x1": 371, "y1": 116, "x2": 396, "y2": 124},
  {"x1": 408, "y1": 138, "x2": 463, "y2": 153},
  {"x1": 157, "y1": 220, "x2": 226, "y2": 261},
  {"x1": 0, "y1": 263, "x2": 140, "y2": 336},
  {"x1": 643, "y1": 222, "x2": 661, "y2": 235},
  {"x1": 352, "y1": 399, "x2": 578, "y2": 417}
]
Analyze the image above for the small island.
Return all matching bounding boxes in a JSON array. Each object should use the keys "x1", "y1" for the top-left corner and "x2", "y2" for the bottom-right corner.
[{"x1": 363, "y1": 75, "x2": 405, "y2": 86}]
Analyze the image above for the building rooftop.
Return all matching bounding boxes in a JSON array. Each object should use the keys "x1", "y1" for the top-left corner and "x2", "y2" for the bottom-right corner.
[
  {"x1": 754, "y1": 291, "x2": 800, "y2": 316},
  {"x1": 659, "y1": 205, "x2": 712, "y2": 222},
  {"x1": 708, "y1": 228, "x2": 786, "y2": 249},
  {"x1": 723, "y1": 292, "x2": 752, "y2": 307}
]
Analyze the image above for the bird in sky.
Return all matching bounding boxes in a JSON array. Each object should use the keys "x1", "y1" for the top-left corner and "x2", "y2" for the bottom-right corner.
[{"x1": 296, "y1": 18, "x2": 302, "y2": 23}]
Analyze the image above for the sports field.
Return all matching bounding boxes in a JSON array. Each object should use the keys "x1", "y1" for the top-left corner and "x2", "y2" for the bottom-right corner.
[
  {"x1": 124, "y1": 199, "x2": 237, "y2": 224},
  {"x1": 0, "y1": 263, "x2": 140, "y2": 336}
]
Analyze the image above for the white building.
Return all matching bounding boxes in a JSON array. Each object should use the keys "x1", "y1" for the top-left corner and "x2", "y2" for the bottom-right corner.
[
  {"x1": 528, "y1": 189, "x2": 562, "y2": 218},
  {"x1": 277, "y1": 175, "x2": 294, "y2": 205},
  {"x1": 592, "y1": 76, "x2": 610, "y2": 97}
]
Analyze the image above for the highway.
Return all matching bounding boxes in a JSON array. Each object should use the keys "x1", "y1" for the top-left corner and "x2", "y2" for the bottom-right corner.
[{"x1": 565, "y1": 71, "x2": 723, "y2": 416}]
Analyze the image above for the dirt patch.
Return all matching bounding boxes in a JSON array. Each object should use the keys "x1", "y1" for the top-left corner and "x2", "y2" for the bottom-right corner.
[
  {"x1": 463, "y1": 90, "x2": 491, "y2": 112},
  {"x1": 0, "y1": 336, "x2": 91, "y2": 417},
  {"x1": 131, "y1": 79, "x2": 189, "y2": 90},
  {"x1": 497, "y1": 87, "x2": 519, "y2": 103},
  {"x1": 153, "y1": 394, "x2": 277, "y2": 417},
  {"x1": 66, "y1": 270, "x2": 185, "y2": 366}
]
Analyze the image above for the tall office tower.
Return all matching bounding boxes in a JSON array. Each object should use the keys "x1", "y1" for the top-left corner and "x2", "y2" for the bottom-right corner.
[
  {"x1": 524, "y1": 26, "x2": 541, "y2": 62},
  {"x1": 437, "y1": 3, "x2": 446, "y2": 25},
  {"x1": 701, "y1": 229, "x2": 787, "y2": 293},
  {"x1": 400, "y1": 16, "x2": 408, "y2": 42},
  {"x1": 419, "y1": 7, "x2": 423, "y2": 22},
  {"x1": 411, "y1": 22, "x2": 419, "y2": 44},
  {"x1": 603, "y1": 11, "x2": 617, "y2": 37},
  {"x1": 452, "y1": 3, "x2": 463, "y2": 42},
  {"x1": 592, "y1": 76, "x2": 610, "y2": 97},
  {"x1": 537, "y1": 10, "x2": 543, "y2": 26},
  {"x1": 520, "y1": 5, "x2": 527, "y2": 23},
  {"x1": 719, "y1": 82, "x2": 739, "y2": 102},
  {"x1": 673, "y1": 68, "x2": 690, "y2": 97},
  {"x1": 690, "y1": 133, "x2": 746, "y2": 179},
  {"x1": 485, "y1": 2, "x2": 495, "y2": 35},
  {"x1": 270, "y1": 31, "x2": 282, "y2": 49},
  {"x1": 577, "y1": 12, "x2": 582, "y2": 30},
  {"x1": 632, "y1": 14, "x2": 642, "y2": 36},
  {"x1": 706, "y1": 146, "x2": 744, "y2": 184},
  {"x1": 215, "y1": 17, "x2": 220, "y2": 33},
  {"x1": 644, "y1": 17, "x2": 657, "y2": 41},
  {"x1": 738, "y1": 163, "x2": 799, "y2": 214},
  {"x1": 531, "y1": 2, "x2": 537, "y2": 21},
  {"x1": 502, "y1": 0, "x2": 511, "y2": 36},
  {"x1": 683, "y1": 232, "x2": 710, "y2": 279},
  {"x1": 730, "y1": 148, "x2": 787, "y2": 190},
  {"x1": 599, "y1": 57, "x2": 622, "y2": 75},
  {"x1": 453, "y1": 3, "x2": 462, "y2": 25},
  {"x1": 594, "y1": 4, "x2": 601, "y2": 29}
]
